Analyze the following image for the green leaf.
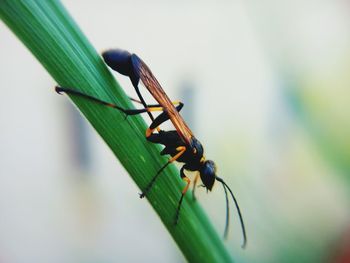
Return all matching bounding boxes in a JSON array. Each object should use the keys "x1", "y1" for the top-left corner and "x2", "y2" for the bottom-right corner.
[{"x1": 0, "y1": 1, "x2": 235, "y2": 262}]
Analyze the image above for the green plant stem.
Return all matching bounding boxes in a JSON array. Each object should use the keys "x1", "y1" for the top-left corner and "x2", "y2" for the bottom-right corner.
[{"x1": 0, "y1": 1, "x2": 234, "y2": 262}]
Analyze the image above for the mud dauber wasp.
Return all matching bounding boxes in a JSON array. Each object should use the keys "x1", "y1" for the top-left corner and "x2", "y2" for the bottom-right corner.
[{"x1": 56, "y1": 49, "x2": 247, "y2": 248}]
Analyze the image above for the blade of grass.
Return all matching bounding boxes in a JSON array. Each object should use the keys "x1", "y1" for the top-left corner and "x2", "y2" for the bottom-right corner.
[{"x1": 0, "y1": 1, "x2": 235, "y2": 262}]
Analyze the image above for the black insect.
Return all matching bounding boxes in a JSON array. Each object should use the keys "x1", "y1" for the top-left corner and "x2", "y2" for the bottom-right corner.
[{"x1": 56, "y1": 49, "x2": 247, "y2": 248}]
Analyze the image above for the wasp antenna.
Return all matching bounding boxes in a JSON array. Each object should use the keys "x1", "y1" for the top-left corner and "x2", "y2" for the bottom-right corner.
[
  {"x1": 216, "y1": 177, "x2": 247, "y2": 249},
  {"x1": 220, "y1": 182, "x2": 230, "y2": 239}
]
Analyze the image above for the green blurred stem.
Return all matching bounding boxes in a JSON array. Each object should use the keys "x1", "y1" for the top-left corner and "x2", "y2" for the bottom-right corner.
[{"x1": 0, "y1": 1, "x2": 234, "y2": 262}]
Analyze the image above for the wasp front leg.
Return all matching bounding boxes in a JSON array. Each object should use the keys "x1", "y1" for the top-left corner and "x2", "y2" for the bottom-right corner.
[{"x1": 174, "y1": 166, "x2": 191, "y2": 225}]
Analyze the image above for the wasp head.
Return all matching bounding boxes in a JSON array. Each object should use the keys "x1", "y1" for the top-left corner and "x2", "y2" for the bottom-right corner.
[{"x1": 199, "y1": 160, "x2": 216, "y2": 191}]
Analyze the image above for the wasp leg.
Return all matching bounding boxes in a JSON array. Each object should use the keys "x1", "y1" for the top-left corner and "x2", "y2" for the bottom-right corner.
[
  {"x1": 56, "y1": 86, "x2": 142, "y2": 116},
  {"x1": 145, "y1": 102, "x2": 184, "y2": 138},
  {"x1": 130, "y1": 97, "x2": 182, "y2": 108},
  {"x1": 139, "y1": 146, "x2": 186, "y2": 198},
  {"x1": 145, "y1": 101, "x2": 183, "y2": 126},
  {"x1": 128, "y1": 98, "x2": 183, "y2": 133},
  {"x1": 56, "y1": 86, "x2": 178, "y2": 117},
  {"x1": 56, "y1": 86, "x2": 127, "y2": 112},
  {"x1": 192, "y1": 173, "x2": 200, "y2": 201},
  {"x1": 174, "y1": 166, "x2": 191, "y2": 225}
]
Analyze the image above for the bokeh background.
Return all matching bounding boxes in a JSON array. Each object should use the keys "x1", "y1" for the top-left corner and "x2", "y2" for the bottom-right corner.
[{"x1": 1, "y1": 0, "x2": 350, "y2": 262}]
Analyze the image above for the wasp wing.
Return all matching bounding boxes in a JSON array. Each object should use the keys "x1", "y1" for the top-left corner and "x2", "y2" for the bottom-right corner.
[{"x1": 130, "y1": 54, "x2": 194, "y2": 146}]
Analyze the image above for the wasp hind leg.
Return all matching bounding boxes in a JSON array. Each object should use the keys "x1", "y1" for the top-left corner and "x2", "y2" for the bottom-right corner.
[
  {"x1": 55, "y1": 86, "x2": 172, "y2": 117},
  {"x1": 192, "y1": 173, "x2": 200, "y2": 201}
]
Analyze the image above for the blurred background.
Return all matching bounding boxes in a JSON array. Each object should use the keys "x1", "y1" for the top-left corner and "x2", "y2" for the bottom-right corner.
[{"x1": 1, "y1": 0, "x2": 350, "y2": 262}]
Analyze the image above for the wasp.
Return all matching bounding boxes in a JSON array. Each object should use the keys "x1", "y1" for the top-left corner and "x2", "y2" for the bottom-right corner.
[{"x1": 56, "y1": 49, "x2": 247, "y2": 248}]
